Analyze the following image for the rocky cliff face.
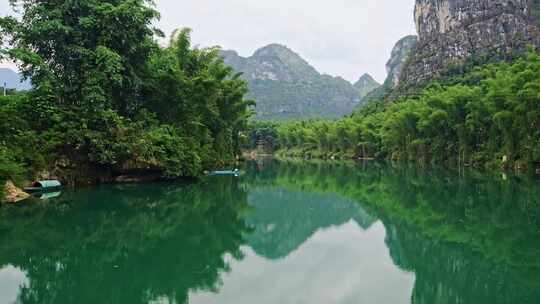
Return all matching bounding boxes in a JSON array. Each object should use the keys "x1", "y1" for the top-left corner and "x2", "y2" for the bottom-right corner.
[
  {"x1": 221, "y1": 44, "x2": 363, "y2": 120},
  {"x1": 386, "y1": 35, "x2": 419, "y2": 88},
  {"x1": 361, "y1": 35, "x2": 418, "y2": 102},
  {"x1": 400, "y1": 0, "x2": 540, "y2": 87}
]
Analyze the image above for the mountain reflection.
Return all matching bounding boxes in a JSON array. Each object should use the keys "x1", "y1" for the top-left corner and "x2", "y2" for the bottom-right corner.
[
  {"x1": 257, "y1": 159, "x2": 540, "y2": 304},
  {"x1": 0, "y1": 159, "x2": 538, "y2": 303},
  {"x1": 245, "y1": 187, "x2": 375, "y2": 259}
]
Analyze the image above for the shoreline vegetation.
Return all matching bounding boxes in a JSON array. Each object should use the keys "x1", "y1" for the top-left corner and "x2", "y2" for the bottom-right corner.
[
  {"x1": 248, "y1": 49, "x2": 540, "y2": 173},
  {"x1": 0, "y1": 1, "x2": 253, "y2": 202}
]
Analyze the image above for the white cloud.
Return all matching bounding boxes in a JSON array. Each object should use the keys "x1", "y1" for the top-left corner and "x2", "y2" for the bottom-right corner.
[
  {"x1": 0, "y1": 0, "x2": 417, "y2": 83},
  {"x1": 0, "y1": 265, "x2": 28, "y2": 304},
  {"x1": 189, "y1": 221, "x2": 415, "y2": 303},
  {"x1": 0, "y1": 1, "x2": 11, "y2": 15},
  {"x1": 154, "y1": 0, "x2": 417, "y2": 83}
]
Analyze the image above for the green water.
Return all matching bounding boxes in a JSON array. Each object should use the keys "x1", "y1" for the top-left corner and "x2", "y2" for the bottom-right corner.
[{"x1": 0, "y1": 160, "x2": 539, "y2": 304}]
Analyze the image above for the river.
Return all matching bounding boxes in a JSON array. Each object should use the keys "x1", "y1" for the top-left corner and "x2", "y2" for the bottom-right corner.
[{"x1": 0, "y1": 159, "x2": 539, "y2": 303}]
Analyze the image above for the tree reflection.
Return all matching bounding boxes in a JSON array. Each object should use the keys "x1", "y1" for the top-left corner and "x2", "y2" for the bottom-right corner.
[
  {"x1": 249, "y1": 159, "x2": 540, "y2": 303},
  {"x1": 1, "y1": 160, "x2": 539, "y2": 303},
  {"x1": 0, "y1": 178, "x2": 250, "y2": 304}
]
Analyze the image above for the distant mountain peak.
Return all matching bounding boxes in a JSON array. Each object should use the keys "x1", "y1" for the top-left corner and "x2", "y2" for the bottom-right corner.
[
  {"x1": 0, "y1": 68, "x2": 31, "y2": 91},
  {"x1": 220, "y1": 44, "x2": 362, "y2": 120},
  {"x1": 353, "y1": 73, "x2": 380, "y2": 98},
  {"x1": 249, "y1": 44, "x2": 319, "y2": 82},
  {"x1": 252, "y1": 44, "x2": 300, "y2": 63},
  {"x1": 253, "y1": 43, "x2": 294, "y2": 56},
  {"x1": 356, "y1": 73, "x2": 375, "y2": 82},
  {"x1": 359, "y1": 35, "x2": 418, "y2": 104}
]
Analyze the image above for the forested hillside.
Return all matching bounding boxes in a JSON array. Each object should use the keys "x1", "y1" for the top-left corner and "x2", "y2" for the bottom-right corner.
[
  {"x1": 0, "y1": 0, "x2": 253, "y2": 200},
  {"x1": 221, "y1": 45, "x2": 374, "y2": 120}
]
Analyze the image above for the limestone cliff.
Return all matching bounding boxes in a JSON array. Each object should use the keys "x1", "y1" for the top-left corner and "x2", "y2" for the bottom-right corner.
[
  {"x1": 362, "y1": 36, "x2": 418, "y2": 102},
  {"x1": 400, "y1": 0, "x2": 540, "y2": 88},
  {"x1": 386, "y1": 35, "x2": 419, "y2": 88}
]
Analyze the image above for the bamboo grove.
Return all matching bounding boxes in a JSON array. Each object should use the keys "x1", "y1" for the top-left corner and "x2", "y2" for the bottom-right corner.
[
  {"x1": 0, "y1": 0, "x2": 254, "y2": 194},
  {"x1": 274, "y1": 49, "x2": 540, "y2": 170}
]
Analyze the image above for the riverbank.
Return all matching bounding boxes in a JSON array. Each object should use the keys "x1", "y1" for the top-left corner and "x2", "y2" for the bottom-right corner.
[
  {"x1": 275, "y1": 148, "x2": 360, "y2": 161},
  {"x1": 274, "y1": 147, "x2": 540, "y2": 173},
  {"x1": 1, "y1": 181, "x2": 30, "y2": 204}
]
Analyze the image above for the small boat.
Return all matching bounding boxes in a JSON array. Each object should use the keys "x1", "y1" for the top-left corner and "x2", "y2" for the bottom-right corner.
[
  {"x1": 209, "y1": 169, "x2": 241, "y2": 177},
  {"x1": 24, "y1": 180, "x2": 62, "y2": 193}
]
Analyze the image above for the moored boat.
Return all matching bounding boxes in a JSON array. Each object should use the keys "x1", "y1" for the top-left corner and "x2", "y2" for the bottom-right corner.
[{"x1": 24, "y1": 180, "x2": 62, "y2": 193}]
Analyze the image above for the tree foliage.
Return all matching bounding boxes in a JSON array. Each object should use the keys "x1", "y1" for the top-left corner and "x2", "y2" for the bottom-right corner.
[
  {"x1": 276, "y1": 49, "x2": 540, "y2": 169},
  {"x1": 0, "y1": 0, "x2": 253, "y2": 197}
]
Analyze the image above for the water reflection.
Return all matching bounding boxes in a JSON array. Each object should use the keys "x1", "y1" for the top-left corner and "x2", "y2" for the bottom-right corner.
[
  {"x1": 0, "y1": 265, "x2": 28, "y2": 304},
  {"x1": 0, "y1": 178, "x2": 250, "y2": 304},
  {"x1": 35, "y1": 191, "x2": 62, "y2": 200},
  {"x1": 386, "y1": 219, "x2": 540, "y2": 304},
  {"x1": 0, "y1": 160, "x2": 538, "y2": 303},
  {"x1": 245, "y1": 187, "x2": 375, "y2": 259},
  {"x1": 251, "y1": 160, "x2": 540, "y2": 303},
  {"x1": 190, "y1": 221, "x2": 414, "y2": 304}
]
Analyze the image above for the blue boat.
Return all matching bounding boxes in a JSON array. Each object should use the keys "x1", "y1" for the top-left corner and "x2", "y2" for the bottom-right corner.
[
  {"x1": 209, "y1": 169, "x2": 241, "y2": 177},
  {"x1": 24, "y1": 180, "x2": 62, "y2": 193}
]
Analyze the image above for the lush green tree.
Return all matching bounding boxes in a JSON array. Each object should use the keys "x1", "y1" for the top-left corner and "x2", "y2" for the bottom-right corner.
[
  {"x1": 242, "y1": 121, "x2": 279, "y2": 151},
  {"x1": 1, "y1": 0, "x2": 159, "y2": 114},
  {"x1": 0, "y1": 1, "x2": 254, "y2": 189},
  {"x1": 142, "y1": 28, "x2": 254, "y2": 166}
]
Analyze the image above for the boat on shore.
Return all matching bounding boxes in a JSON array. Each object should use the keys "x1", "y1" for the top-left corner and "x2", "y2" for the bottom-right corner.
[
  {"x1": 24, "y1": 180, "x2": 62, "y2": 193},
  {"x1": 208, "y1": 169, "x2": 241, "y2": 177}
]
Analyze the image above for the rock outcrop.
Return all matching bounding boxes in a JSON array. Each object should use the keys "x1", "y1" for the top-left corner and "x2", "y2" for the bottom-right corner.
[
  {"x1": 2, "y1": 181, "x2": 29, "y2": 203},
  {"x1": 399, "y1": 0, "x2": 540, "y2": 88}
]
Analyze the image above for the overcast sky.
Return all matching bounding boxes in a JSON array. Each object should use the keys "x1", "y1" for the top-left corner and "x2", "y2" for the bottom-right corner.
[{"x1": 1, "y1": 0, "x2": 417, "y2": 83}]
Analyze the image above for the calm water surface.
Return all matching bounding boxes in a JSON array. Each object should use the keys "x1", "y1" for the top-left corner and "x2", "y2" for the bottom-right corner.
[{"x1": 0, "y1": 160, "x2": 539, "y2": 303}]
